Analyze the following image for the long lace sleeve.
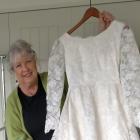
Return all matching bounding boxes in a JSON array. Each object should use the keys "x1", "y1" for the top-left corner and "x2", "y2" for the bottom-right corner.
[
  {"x1": 45, "y1": 40, "x2": 65, "y2": 133},
  {"x1": 120, "y1": 27, "x2": 140, "y2": 128}
]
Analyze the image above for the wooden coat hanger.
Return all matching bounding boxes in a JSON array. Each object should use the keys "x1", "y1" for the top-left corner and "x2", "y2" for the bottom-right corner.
[{"x1": 67, "y1": 1, "x2": 100, "y2": 34}]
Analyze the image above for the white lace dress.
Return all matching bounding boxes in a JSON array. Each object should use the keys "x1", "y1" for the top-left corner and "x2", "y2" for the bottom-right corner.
[{"x1": 45, "y1": 20, "x2": 140, "y2": 140}]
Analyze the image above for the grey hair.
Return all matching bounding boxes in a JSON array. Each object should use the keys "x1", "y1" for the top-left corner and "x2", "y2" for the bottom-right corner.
[{"x1": 8, "y1": 39, "x2": 36, "y2": 71}]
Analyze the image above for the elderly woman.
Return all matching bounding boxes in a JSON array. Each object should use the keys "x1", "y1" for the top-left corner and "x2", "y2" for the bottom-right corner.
[
  {"x1": 5, "y1": 11, "x2": 114, "y2": 140},
  {"x1": 6, "y1": 40, "x2": 55, "y2": 140}
]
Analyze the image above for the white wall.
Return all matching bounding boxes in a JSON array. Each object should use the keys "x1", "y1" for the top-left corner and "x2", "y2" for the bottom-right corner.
[
  {"x1": 0, "y1": 14, "x2": 9, "y2": 54},
  {"x1": 0, "y1": 0, "x2": 135, "y2": 13}
]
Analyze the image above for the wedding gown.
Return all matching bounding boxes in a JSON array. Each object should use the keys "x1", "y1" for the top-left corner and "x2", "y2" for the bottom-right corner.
[{"x1": 45, "y1": 20, "x2": 140, "y2": 140}]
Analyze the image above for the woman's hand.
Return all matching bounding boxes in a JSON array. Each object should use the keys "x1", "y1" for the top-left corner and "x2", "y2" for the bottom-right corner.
[{"x1": 99, "y1": 11, "x2": 115, "y2": 32}]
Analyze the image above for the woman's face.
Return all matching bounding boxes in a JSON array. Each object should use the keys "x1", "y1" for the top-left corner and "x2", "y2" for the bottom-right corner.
[{"x1": 12, "y1": 52, "x2": 38, "y2": 87}]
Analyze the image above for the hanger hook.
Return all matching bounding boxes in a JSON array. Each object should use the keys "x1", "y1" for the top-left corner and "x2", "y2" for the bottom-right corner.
[{"x1": 90, "y1": 0, "x2": 91, "y2": 8}]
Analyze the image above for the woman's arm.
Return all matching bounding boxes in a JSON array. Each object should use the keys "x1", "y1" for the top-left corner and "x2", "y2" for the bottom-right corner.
[{"x1": 6, "y1": 95, "x2": 32, "y2": 140}]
